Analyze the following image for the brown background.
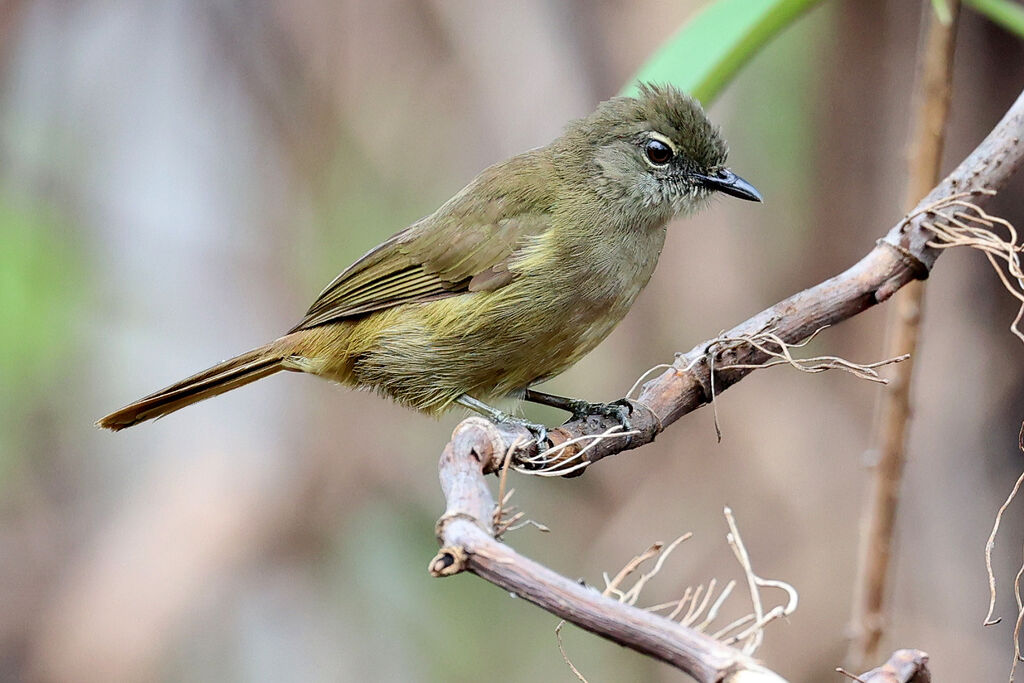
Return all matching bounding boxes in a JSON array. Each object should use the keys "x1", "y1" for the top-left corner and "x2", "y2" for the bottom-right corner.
[{"x1": 2, "y1": 1, "x2": 1024, "y2": 680}]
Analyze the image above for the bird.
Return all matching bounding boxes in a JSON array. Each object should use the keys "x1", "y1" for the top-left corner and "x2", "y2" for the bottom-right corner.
[{"x1": 98, "y1": 83, "x2": 761, "y2": 434}]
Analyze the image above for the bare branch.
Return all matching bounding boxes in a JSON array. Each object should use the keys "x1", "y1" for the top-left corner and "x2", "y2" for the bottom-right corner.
[
  {"x1": 848, "y1": 0, "x2": 960, "y2": 667},
  {"x1": 430, "y1": 418, "x2": 789, "y2": 683},
  {"x1": 426, "y1": 61, "x2": 1024, "y2": 683},
  {"x1": 472, "y1": 83, "x2": 1024, "y2": 477},
  {"x1": 839, "y1": 648, "x2": 931, "y2": 682}
]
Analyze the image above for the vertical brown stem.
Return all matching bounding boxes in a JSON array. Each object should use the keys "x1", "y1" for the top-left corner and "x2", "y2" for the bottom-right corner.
[{"x1": 847, "y1": 0, "x2": 961, "y2": 667}]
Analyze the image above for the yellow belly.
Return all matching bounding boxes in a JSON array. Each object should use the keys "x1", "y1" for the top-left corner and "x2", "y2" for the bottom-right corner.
[
  {"x1": 291, "y1": 227, "x2": 667, "y2": 414},
  {"x1": 289, "y1": 272, "x2": 638, "y2": 414}
]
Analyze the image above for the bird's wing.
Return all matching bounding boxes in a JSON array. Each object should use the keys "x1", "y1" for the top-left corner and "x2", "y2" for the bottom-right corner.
[{"x1": 289, "y1": 192, "x2": 552, "y2": 331}]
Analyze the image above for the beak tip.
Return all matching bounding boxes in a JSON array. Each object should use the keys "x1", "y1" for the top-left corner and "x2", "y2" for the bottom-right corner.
[{"x1": 698, "y1": 169, "x2": 763, "y2": 203}]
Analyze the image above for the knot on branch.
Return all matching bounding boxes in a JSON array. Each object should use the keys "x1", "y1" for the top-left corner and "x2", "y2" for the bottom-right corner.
[
  {"x1": 875, "y1": 239, "x2": 930, "y2": 301},
  {"x1": 428, "y1": 545, "x2": 468, "y2": 577},
  {"x1": 448, "y1": 416, "x2": 508, "y2": 474},
  {"x1": 434, "y1": 511, "x2": 491, "y2": 541}
]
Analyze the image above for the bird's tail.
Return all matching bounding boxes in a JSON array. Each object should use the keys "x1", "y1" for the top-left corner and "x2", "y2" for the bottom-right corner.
[{"x1": 97, "y1": 342, "x2": 288, "y2": 431}]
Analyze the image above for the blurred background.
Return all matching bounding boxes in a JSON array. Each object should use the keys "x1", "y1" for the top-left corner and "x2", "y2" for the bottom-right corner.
[{"x1": 2, "y1": 0, "x2": 1024, "y2": 680}]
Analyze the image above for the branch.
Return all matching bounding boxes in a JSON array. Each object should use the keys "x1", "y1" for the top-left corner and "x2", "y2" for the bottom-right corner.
[
  {"x1": 428, "y1": 81, "x2": 1024, "y2": 682},
  {"x1": 838, "y1": 648, "x2": 931, "y2": 683},
  {"x1": 430, "y1": 418, "x2": 789, "y2": 683},
  {"x1": 476, "y1": 83, "x2": 1024, "y2": 476},
  {"x1": 848, "y1": 0, "x2": 960, "y2": 667}
]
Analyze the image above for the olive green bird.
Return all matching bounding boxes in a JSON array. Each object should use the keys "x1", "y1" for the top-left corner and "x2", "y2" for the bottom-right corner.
[{"x1": 98, "y1": 83, "x2": 761, "y2": 434}]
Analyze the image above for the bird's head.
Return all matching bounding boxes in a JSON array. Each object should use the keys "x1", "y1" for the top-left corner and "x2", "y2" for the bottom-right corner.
[{"x1": 561, "y1": 82, "x2": 761, "y2": 220}]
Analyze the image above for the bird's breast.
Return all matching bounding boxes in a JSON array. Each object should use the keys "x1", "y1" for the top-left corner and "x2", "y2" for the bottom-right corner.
[{"x1": 500, "y1": 220, "x2": 667, "y2": 373}]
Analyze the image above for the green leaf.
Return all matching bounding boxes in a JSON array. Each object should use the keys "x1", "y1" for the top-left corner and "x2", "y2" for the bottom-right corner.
[
  {"x1": 622, "y1": 0, "x2": 825, "y2": 104},
  {"x1": 965, "y1": 0, "x2": 1024, "y2": 38}
]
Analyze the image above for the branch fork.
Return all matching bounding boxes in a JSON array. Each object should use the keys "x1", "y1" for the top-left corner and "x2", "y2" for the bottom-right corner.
[{"x1": 430, "y1": 418, "x2": 787, "y2": 682}]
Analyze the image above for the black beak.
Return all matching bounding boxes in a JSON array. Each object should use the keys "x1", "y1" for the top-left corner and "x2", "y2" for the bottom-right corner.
[{"x1": 695, "y1": 169, "x2": 762, "y2": 202}]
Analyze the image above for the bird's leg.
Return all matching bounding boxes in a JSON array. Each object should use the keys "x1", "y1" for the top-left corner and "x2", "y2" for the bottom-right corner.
[
  {"x1": 456, "y1": 395, "x2": 548, "y2": 444},
  {"x1": 523, "y1": 388, "x2": 634, "y2": 432}
]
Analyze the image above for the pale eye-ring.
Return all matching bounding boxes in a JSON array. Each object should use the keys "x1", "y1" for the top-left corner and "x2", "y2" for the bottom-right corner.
[{"x1": 643, "y1": 139, "x2": 673, "y2": 166}]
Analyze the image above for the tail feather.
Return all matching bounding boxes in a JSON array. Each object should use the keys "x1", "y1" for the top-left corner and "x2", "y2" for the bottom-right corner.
[{"x1": 97, "y1": 343, "x2": 286, "y2": 431}]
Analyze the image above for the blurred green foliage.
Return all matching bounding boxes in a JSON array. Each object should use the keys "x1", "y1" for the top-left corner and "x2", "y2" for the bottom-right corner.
[
  {"x1": 625, "y1": 0, "x2": 1022, "y2": 111},
  {"x1": 622, "y1": 0, "x2": 824, "y2": 104},
  {"x1": 0, "y1": 195, "x2": 80, "y2": 467},
  {"x1": 966, "y1": 0, "x2": 1024, "y2": 37}
]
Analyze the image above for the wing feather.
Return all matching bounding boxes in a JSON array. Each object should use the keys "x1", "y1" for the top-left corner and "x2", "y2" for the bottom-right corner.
[{"x1": 289, "y1": 153, "x2": 555, "y2": 332}]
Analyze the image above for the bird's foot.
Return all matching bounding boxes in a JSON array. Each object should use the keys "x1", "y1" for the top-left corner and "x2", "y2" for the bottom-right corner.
[
  {"x1": 490, "y1": 411, "x2": 549, "y2": 446},
  {"x1": 456, "y1": 394, "x2": 549, "y2": 445},
  {"x1": 565, "y1": 398, "x2": 634, "y2": 432}
]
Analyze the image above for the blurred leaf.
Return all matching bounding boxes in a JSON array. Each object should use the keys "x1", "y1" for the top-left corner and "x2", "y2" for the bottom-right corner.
[
  {"x1": 622, "y1": 0, "x2": 824, "y2": 104},
  {"x1": 966, "y1": 0, "x2": 1024, "y2": 38},
  {"x1": 0, "y1": 196, "x2": 81, "y2": 470},
  {"x1": 0, "y1": 201, "x2": 78, "y2": 381},
  {"x1": 931, "y1": 0, "x2": 954, "y2": 25}
]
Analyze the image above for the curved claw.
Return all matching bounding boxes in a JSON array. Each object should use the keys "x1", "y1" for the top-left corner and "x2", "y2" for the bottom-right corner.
[
  {"x1": 566, "y1": 398, "x2": 634, "y2": 432},
  {"x1": 493, "y1": 412, "x2": 549, "y2": 446},
  {"x1": 528, "y1": 423, "x2": 548, "y2": 445},
  {"x1": 606, "y1": 399, "x2": 634, "y2": 433}
]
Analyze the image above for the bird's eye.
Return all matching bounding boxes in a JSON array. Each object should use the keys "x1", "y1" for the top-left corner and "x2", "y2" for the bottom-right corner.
[{"x1": 643, "y1": 139, "x2": 673, "y2": 166}]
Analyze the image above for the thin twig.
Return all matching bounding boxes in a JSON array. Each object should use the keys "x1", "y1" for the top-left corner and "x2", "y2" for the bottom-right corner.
[
  {"x1": 848, "y1": 0, "x2": 960, "y2": 667},
  {"x1": 431, "y1": 419, "x2": 787, "y2": 681},
  {"x1": 553, "y1": 516, "x2": 797, "y2": 681},
  {"x1": 555, "y1": 622, "x2": 590, "y2": 683},
  {"x1": 846, "y1": 648, "x2": 931, "y2": 682}
]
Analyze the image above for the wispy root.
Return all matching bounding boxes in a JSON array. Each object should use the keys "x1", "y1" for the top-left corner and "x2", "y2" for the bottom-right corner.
[
  {"x1": 984, "y1": 423, "x2": 1024, "y2": 682},
  {"x1": 699, "y1": 325, "x2": 908, "y2": 384},
  {"x1": 493, "y1": 437, "x2": 550, "y2": 538},
  {"x1": 1013, "y1": 549, "x2": 1024, "y2": 682},
  {"x1": 681, "y1": 325, "x2": 908, "y2": 441},
  {"x1": 556, "y1": 509, "x2": 797, "y2": 681},
  {"x1": 910, "y1": 189, "x2": 1024, "y2": 343},
  {"x1": 626, "y1": 363, "x2": 674, "y2": 399},
  {"x1": 716, "y1": 507, "x2": 799, "y2": 655},
  {"x1": 513, "y1": 425, "x2": 639, "y2": 477}
]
